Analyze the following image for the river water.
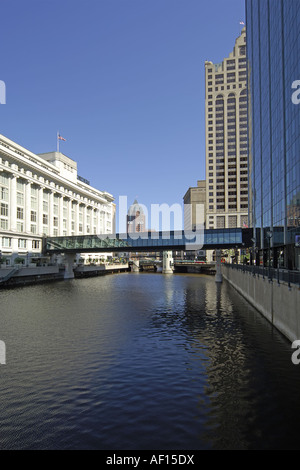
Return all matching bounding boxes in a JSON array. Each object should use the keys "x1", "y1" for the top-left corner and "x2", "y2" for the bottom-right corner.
[{"x1": 0, "y1": 272, "x2": 299, "y2": 450}]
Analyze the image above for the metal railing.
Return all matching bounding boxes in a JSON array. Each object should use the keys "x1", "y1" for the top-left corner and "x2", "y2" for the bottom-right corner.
[{"x1": 224, "y1": 263, "x2": 300, "y2": 288}]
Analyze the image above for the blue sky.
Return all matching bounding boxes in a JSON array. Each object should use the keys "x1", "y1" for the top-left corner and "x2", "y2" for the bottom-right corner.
[{"x1": 0, "y1": 0, "x2": 245, "y2": 229}]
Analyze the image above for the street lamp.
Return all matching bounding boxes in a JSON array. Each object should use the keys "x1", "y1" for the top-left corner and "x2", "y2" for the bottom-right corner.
[{"x1": 266, "y1": 230, "x2": 273, "y2": 280}]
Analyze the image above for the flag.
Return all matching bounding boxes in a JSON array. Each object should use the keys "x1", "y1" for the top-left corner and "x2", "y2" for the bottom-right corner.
[
  {"x1": 240, "y1": 21, "x2": 245, "y2": 25},
  {"x1": 58, "y1": 134, "x2": 66, "y2": 141},
  {"x1": 243, "y1": 221, "x2": 248, "y2": 228}
]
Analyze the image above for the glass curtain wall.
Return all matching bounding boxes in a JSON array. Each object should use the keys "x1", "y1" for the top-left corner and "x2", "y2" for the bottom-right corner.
[{"x1": 246, "y1": 0, "x2": 300, "y2": 269}]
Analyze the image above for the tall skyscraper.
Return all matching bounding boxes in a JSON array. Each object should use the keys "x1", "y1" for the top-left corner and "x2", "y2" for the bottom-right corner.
[
  {"x1": 246, "y1": 0, "x2": 300, "y2": 270},
  {"x1": 205, "y1": 27, "x2": 248, "y2": 231}
]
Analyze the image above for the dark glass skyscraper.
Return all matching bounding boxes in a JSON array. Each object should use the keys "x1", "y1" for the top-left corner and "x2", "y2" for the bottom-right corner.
[{"x1": 246, "y1": 0, "x2": 300, "y2": 269}]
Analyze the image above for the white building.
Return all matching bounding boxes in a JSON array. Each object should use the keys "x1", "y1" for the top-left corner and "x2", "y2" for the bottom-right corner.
[{"x1": 0, "y1": 134, "x2": 115, "y2": 265}]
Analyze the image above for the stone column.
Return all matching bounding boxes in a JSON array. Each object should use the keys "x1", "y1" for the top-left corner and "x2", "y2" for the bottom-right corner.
[
  {"x1": 162, "y1": 251, "x2": 173, "y2": 274},
  {"x1": 83, "y1": 205, "x2": 87, "y2": 235},
  {"x1": 64, "y1": 253, "x2": 75, "y2": 279},
  {"x1": 75, "y1": 202, "x2": 80, "y2": 234},
  {"x1": 131, "y1": 259, "x2": 140, "y2": 272},
  {"x1": 9, "y1": 175, "x2": 17, "y2": 232},
  {"x1": 25, "y1": 180, "x2": 31, "y2": 234},
  {"x1": 67, "y1": 198, "x2": 72, "y2": 235},
  {"x1": 58, "y1": 195, "x2": 64, "y2": 236},
  {"x1": 103, "y1": 210, "x2": 107, "y2": 234},
  {"x1": 48, "y1": 191, "x2": 54, "y2": 236},
  {"x1": 38, "y1": 186, "x2": 44, "y2": 235}
]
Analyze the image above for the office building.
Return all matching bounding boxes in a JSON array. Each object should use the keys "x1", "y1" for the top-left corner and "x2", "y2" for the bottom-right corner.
[
  {"x1": 0, "y1": 134, "x2": 115, "y2": 265},
  {"x1": 205, "y1": 27, "x2": 249, "y2": 230},
  {"x1": 183, "y1": 180, "x2": 206, "y2": 260},
  {"x1": 246, "y1": 0, "x2": 300, "y2": 269},
  {"x1": 183, "y1": 180, "x2": 206, "y2": 230}
]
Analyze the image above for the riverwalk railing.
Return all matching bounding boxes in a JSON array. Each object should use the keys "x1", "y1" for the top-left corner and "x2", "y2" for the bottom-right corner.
[{"x1": 224, "y1": 263, "x2": 300, "y2": 288}]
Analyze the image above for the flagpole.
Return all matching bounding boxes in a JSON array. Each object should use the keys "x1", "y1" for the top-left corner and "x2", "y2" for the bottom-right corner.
[{"x1": 57, "y1": 131, "x2": 59, "y2": 153}]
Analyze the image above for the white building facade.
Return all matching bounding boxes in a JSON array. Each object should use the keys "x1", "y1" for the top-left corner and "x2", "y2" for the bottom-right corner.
[{"x1": 0, "y1": 134, "x2": 115, "y2": 265}]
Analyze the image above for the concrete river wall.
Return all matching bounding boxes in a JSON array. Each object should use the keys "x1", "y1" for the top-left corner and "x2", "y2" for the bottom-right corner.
[{"x1": 222, "y1": 264, "x2": 300, "y2": 342}]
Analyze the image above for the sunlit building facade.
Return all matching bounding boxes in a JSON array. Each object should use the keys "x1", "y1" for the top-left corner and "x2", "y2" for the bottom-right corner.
[
  {"x1": 205, "y1": 27, "x2": 249, "y2": 231},
  {"x1": 246, "y1": 0, "x2": 300, "y2": 269},
  {"x1": 0, "y1": 134, "x2": 115, "y2": 265}
]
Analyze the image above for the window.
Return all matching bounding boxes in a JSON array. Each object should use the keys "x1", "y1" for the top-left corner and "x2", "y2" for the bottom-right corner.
[
  {"x1": 31, "y1": 196, "x2": 37, "y2": 210},
  {"x1": 17, "y1": 180, "x2": 25, "y2": 192},
  {"x1": 1, "y1": 203, "x2": 8, "y2": 217},
  {"x1": 17, "y1": 193, "x2": 24, "y2": 206},
  {"x1": 0, "y1": 173, "x2": 9, "y2": 185},
  {"x1": 17, "y1": 207, "x2": 24, "y2": 219},
  {"x1": 2, "y1": 237, "x2": 11, "y2": 248},
  {"x1": 0, "y1": 219, "x2": 8, "y2": 230},
  {"x1": 31, "y1": 211, "x2": 37, "y2": 222},
  {"x1": 0, "y1": 187, "x2": 8, "y2": 201},
  {"x1": 18, "y1": 239, "x2": 27, "y2": 249},
  {"x1": 228, "y1": 216, "x2": 237, "y2": 228},
  {"x1": 43, "y1": 214, "x2": 48, "y2": 225},
  {"x1": 216, "y1": 216, "x2": 225, "y2": 228}
]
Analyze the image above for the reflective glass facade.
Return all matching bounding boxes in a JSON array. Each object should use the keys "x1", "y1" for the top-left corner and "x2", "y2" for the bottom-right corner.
[{"x1": 246, "y1": 0, "x2": 300, "y2": 269}]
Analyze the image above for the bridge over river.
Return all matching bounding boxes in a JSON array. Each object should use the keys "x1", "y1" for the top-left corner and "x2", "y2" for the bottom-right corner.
[
  {"x1": 44, "y1": 228, "x2": 252, "y2": 280},
  {"x1": 45, "y1": 228, "x2": 252, "y2": 254}
]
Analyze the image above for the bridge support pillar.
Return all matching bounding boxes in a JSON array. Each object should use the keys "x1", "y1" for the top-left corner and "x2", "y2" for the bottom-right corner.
[
  {"x1": 64, "y1": 253, "x2": 75, "y2": 279},
  {"x1": 131, "y1": 259, "x2": 140, "y2": 272},
  {"x1": 163, "y1": 251, "x2": 173, "y2": 274},
  {"x1": 215, "y1": 249, "x2": 223, "y2": 283}
]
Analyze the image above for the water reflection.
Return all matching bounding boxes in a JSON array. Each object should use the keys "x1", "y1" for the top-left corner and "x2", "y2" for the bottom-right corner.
[{"x1": 0, "y1": 273, "x2": 299, "y2": 449}]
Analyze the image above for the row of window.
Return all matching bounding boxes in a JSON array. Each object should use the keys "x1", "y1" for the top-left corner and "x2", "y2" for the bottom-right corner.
[
  {"x1": 1, "y1": 237, "x2": 40, "y2": 250},
  {"x1": 0, "y1": 171, "x2": 109, "y2": 211},
  {"x1": 0, "y1": 215, "x2": 101, "y2": 235}
]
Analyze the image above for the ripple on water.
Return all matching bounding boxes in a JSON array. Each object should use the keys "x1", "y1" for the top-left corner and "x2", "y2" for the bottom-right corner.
[{"x1": 0, "y1": 273, "x2": 299, "y2": 449}]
